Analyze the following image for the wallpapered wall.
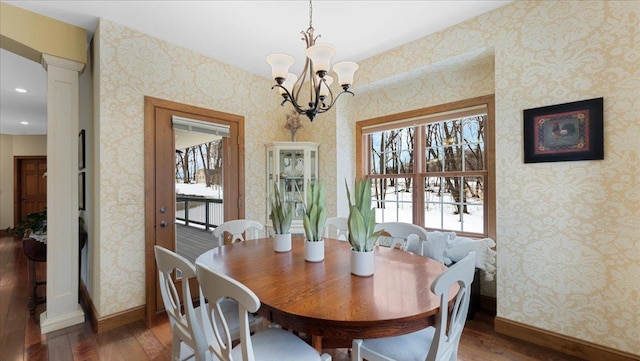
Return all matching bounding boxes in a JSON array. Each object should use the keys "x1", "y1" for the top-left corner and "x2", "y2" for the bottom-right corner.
[
  {"x1": 345, "y1": 49, "x2": 497, "y2": 298},
  {"x1": 94, "y1": 18, "x2": 339, "y2": 316},
  {"x1": 92, "y1": 0, "x2": 638, "y2": 355},
  {"x1": 346, "y1": 0, "x2": 639, "y2": 355}
]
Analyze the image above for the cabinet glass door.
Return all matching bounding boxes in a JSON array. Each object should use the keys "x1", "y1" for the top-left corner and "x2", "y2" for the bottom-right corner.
[
  {"x1": 310, "y1": 149, "x2": 317, "y2": 183},
  {"x1": 265, "y1": 142, "x2": 318, "y2": 235},
  {"x1": 280, "y1": 149, "x2": 305, "y2": 220},
  {"x1": 267, "y1": 150, "x2": 274, "y2": 184}
]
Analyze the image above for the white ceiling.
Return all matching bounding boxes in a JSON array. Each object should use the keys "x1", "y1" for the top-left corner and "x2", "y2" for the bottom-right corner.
[{"x1": 0, "y1": 0, "x2": 511, "y2": 135}]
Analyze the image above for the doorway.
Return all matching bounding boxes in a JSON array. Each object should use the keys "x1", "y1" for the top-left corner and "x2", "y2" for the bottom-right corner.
[
  {"x1": 144, "y1": 97, "x2": 245, "y2": 321},
  {"x1": 174, "y1": 116, "x2": 228, "y2": 263},
  {"x1": 13, "y1": 156, "x2": 47, "y2": 226}
]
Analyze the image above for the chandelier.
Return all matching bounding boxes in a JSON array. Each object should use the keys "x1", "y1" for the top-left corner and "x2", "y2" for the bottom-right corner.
[{"x1": 266, "y1": 0, "x2": 358, "y2": 122}]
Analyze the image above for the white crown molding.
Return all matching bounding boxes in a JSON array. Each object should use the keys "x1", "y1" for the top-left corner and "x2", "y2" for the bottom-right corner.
[{"x1": 41, "y1": 53, "x2": 85, "y2": 73}]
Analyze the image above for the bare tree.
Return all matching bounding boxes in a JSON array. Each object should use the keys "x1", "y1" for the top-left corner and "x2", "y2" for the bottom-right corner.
[
  {"x1": 402, "y1": 128, "x2": 414, "y2": 191},
  {"x1": 198, "y1": 143, "x2": 213, "y2": 186},
  {"x1": 368, "y1": 114, "x2": 486, "y2": 221},
  {"x1": 182, "y1": 147, "x2": 192, "y2": 183},
  {"x1": 175, "y1": 150, "x2": 184, "y2": 181},
  {"x1": 176, "y1": 140, "x2": 224, "y2": 187}
]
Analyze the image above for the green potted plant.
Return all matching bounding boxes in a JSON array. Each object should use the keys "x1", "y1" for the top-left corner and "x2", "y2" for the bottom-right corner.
[
  {"x1": 5, "y1": 208, "x2": 47, "y2": 238},
  {"x1": 346, "y1": 178, "x2": 383, "y2": 276},
  {"x1": 302, "y1": 180, "x2": 326, "y2": 262},
  {"x1": 270, "y1": 182, "x2": 293, "y2": 252}
]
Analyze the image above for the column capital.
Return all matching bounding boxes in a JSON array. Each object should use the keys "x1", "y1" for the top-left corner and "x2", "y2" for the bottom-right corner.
[{"x1": 41, "y1": 53, "x2": 85, "y2": 73}]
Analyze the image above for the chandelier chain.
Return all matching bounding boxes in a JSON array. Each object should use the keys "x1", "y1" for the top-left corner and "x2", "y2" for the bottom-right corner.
[{"x1": 308, "y1": 0, "x2": 313, "y2": 29}]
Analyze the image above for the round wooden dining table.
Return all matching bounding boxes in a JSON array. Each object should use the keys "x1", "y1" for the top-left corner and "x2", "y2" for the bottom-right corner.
[{"x1": 195, "y1": 237, "x2": 451, "y2": 352}]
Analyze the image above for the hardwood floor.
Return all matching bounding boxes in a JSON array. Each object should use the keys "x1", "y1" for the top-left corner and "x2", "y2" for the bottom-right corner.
[{"x1": 0, "y1": 236, "x2": 584, "y2": 361}]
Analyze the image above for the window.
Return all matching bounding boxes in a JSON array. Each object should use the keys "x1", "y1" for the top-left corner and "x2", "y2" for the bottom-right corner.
[{"x1": 357, "y1": 95, "x2": 495, "y2": 238}]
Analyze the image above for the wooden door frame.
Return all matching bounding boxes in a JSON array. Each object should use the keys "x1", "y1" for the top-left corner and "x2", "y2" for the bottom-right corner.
[
  {"x1": 144, "y1": 96, "x2": 245, "y2": 323},
  {"x1": 13, "y1": 156, "x2": 47, "y2": 226}
]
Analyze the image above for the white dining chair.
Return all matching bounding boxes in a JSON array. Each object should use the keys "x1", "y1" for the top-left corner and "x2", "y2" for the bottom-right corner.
[
  {"x1": 352, "y1": 251, "x2": 477, "y2": 361},
  {"x1": 374, "y1": 222, "x2": 429, "y2": 252},
  {"x1": 323, "y1": 216, "x2": 349, "y2": 241},
  {"x1": 154, "y1": 246, "x2": 263, "y2": 361},
  {"x1": 196, "y1": 263, "x2": 332, "y2": 361},
  {"x1": 213, "y1": 219, "x2": 263, "y2": 245}
]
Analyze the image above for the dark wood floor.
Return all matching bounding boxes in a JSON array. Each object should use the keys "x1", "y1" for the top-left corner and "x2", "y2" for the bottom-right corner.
[{"x1": 0, "y1": 236, "x2": 584, "y2": 361}]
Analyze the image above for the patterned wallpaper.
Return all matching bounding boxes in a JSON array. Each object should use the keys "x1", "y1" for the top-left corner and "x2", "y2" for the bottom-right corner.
[
  {"x1": 346, "y1": 0, "x2": 639, "y2": 355},
  {"x1": 93, "y1": 0, "x2": 639, "y2": 355},
  {"x1": 94, "y1": 18, "x2": 339, "y2": 316}
]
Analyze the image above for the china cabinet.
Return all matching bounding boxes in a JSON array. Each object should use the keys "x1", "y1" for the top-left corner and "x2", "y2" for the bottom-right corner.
[{"x1": 265, "y1": 142, "x2": 319, "y2": 235}]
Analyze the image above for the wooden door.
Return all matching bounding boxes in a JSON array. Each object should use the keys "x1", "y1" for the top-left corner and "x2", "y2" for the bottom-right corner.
[
  {"x1": 14, "y1": 157, "x2": 47, "y2": 224},
  {"x1": 144, "y1": 97, "x2": 245, "y2": 320}
]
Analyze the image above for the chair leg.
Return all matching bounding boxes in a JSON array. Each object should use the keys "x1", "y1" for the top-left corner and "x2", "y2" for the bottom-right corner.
[
  {"x1": 352, "y1": 339, "x2": 363, "y2": 361},
  {"x1": 171, "y1": 331, "x2": 181, "y2": 361}
]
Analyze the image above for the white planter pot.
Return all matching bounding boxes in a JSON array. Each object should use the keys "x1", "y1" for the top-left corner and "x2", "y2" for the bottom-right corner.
[
  {"x1": 351, "y1": 249, "x2": 374, "y2": 277},
  {"x1": 274, "y1": 233, "x2": 292, "y2": 252},
  {"x1": 304, "y1": 239, "x2": 325, "y2": 262}
]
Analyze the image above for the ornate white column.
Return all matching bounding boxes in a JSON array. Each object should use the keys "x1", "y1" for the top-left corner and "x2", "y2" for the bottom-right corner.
[{"x1": 40, "y1": 54, "x2": 85, "y2": 334}]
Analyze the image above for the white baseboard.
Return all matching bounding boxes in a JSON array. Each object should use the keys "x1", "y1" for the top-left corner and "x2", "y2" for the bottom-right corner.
[{"x1": 40, "y1": 305, "x2": 85, "y2": 334}]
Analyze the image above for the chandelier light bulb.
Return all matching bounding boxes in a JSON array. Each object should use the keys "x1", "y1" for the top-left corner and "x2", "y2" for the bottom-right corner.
[
  {"x1": 266, "y1": 54, "x2": 295, "y2": 83},
  {"x1": 279, "y1": 73, "x2": 298, "y2": 96},
  {"x1": 333, "y1": 61, "x2": 359, "y2": 88},
  {"x1": 305, "y1": 43, "x2": 336, "y2": 76},
  {"x1": 319, "y1": 75, "x2": 333, "y2": 97}
]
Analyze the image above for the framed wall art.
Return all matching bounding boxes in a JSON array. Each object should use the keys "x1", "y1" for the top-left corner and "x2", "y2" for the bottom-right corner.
[
  {"x1": 79, "y1": 129, "x2": 86, "y2": 170},
  {"x1": 79, "y1": 172, "x2": 86, "y2": 210},
  {"x1": 523, "y1": 97, "x2": 603, "y2": 163}
]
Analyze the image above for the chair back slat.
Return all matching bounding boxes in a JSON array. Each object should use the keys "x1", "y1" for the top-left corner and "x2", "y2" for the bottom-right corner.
[
  {"x1": 154, "y1": 245, "x2": 207, "y2": 361},
  {"x1": 196, "y1": 264, "x2": 261, "y2": 361},
  {"x1": 213, "y1": 219, "x2": 263, "y2": 244},
  {"x1": 427, "y1": 251, "x2": 476, "y2": 361},
  {"x1": 374, "y1": 222, "x2": 428, "y2": 251},
  {"x1": 323, "y1": 217, "x2": 349, "y2": 241}
]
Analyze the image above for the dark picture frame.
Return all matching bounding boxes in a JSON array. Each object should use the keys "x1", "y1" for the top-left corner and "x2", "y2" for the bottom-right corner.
[
  {"x1": 79, "y1": 129, "x2": 86, "y2": 170},
  {"x1": 523, "y1": 97, "x2": 603, "y2": 163},
  {"x1": 79, "y1": 172, "x2": 86, "y2": 210}
]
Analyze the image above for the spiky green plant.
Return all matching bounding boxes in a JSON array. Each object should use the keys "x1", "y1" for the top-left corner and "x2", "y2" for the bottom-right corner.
[
  {"x1": 303, "y1": 181, "x2": 326, "y2": 242},
  {"x1": 346, "y1": 178, "x2": 383, "y2": 252},
  {"x1": 270, "y1": 182, "x2": 292, "y2": 234}
]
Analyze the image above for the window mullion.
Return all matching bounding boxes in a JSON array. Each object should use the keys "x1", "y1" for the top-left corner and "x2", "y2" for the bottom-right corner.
[{"x1": 414, "y1": 125, "x2": 425, "y2": 226}]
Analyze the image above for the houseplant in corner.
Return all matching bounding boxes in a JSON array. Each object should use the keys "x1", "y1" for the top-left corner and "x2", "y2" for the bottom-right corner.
[
  {"x1": 303, "y1": 180, "x2": 326, "y2": 262},
  {"x1": 5, "y1": 208, "x2": 47, "y2": 240},
  {"x1": 346, "y1": 178, "x2": 383, "y2": 276},
  {"x1": 270, "y1": 182, "x2": 293, "y2": 252}
]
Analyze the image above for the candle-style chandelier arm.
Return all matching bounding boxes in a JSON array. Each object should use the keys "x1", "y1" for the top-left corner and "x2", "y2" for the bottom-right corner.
[
  {"x1": 292, "y1": 27, "x2": 315, "y2": 103},
  {"x1": 271, "y1": 78, "x2": 354, "y2": 120}
]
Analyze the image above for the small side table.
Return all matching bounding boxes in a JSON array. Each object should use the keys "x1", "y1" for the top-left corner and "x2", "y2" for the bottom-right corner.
[
  {"x1": 22, "y1": 237, "x2": 47, "y2": 314},
  {"x1": 22, "y1": 230, "x2": 88, "y2": 315}
]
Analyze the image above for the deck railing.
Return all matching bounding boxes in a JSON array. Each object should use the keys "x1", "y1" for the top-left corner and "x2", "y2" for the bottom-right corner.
[{"x1": 176, "y1": 195, "x2": 223, "y2": 231}]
